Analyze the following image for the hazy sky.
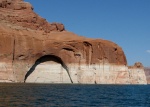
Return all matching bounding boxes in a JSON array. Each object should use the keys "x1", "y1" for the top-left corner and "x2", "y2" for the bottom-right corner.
[{"x1": 25, "y1": 0, "x2": 150, "y2": 67}]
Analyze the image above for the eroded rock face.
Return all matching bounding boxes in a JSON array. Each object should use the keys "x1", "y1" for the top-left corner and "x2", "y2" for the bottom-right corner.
[
  {"x1": 0, "y1": 0, "x2": 147, "y2": 84},
  {"x1": 128, "y1": 62, "x2": 147, "y2": 84},
  {"x1": 0, "y1": 0, "x2": 33, "y2": 10},
  {"x1": 0, "y1": 0, "x2": 65, "y2": 33},
  {"x1": 144, "y1": 67, "x2": 150, "y2": 84}
]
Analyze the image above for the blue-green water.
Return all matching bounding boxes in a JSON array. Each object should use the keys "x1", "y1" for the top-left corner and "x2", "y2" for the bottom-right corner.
[{"x1": 0, "y1": 84, "x2": 150, "y2": 107}]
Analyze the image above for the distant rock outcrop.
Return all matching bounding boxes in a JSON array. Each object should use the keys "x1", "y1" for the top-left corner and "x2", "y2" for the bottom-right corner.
[
  {"x1": 0, "y1": 0, "x2": 147, "y2": 84},
  {"x1": 128, "y1": 62, "x2": 147, "y2": 84},
  {"x1": 144, "y1": 67, "x2": 150, "y2": 84}
]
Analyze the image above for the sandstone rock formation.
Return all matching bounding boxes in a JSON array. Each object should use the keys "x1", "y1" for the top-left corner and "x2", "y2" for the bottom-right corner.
[
  {"x1": 128, "y1": 62, "x2": 147, "y2": 84},
  {"x1": 144, "y1": 67, "x2": 150, "y2": 84},
  {"x1": 0, "y1": 0, "x2": 147, "y2": 84}
]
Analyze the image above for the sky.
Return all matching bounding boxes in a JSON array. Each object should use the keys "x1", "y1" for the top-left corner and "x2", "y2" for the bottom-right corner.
[{"x1": 25, "y1": 0, "x2": 150, "y2": 67}]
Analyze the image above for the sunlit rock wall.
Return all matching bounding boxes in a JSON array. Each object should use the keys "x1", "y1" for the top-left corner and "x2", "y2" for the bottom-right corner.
[
  {"x1": 128, "y1": 68, "x2": 147, "y2": 84},
  {"x1": 66, "y1": 64, "x2": 129, "y2": 84},
  {"x1": 0, "y1": 0, "x2": 147, "y2": 84},
  {"x1": 0, "y1": 62, "x2": 15, "y2": 82},
  {"x1": 26, "y1": 61, "x2": 71, "y2": 83},
  {"x1": 144, "y1": 67, "x2": 150, "y2": 84},
  {"x1": 25, "y1": 62, "x2": 147, "y2": 84},
  {"x1": 25, "y1": 63, "x2": 130, "y2": 84}
]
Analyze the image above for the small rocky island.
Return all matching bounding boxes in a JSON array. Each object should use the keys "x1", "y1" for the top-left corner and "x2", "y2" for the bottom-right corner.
[{"x1": 0, "y1": 0, "x2": 148, "y2": 84}]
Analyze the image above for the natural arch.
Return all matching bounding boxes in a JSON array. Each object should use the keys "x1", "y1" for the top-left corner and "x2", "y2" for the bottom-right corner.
[{"x1": 24, "y1": 55, "x2": 73, "y2": 83}]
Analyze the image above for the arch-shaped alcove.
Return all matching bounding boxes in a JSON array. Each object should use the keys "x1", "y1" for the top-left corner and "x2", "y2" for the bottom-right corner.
[{"x1": 24, "y1": 55, "x2": 73, "y2": 83}]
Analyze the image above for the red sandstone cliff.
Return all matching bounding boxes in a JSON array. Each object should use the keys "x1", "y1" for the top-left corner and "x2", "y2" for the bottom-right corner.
[{"x1": 0, "y1": 0, "x2": 147, "y2": 84}]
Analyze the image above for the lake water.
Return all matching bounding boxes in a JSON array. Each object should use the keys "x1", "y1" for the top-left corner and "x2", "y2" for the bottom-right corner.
[{"x1": 0, "y1": 84, "x2": 150, "y2": 107}]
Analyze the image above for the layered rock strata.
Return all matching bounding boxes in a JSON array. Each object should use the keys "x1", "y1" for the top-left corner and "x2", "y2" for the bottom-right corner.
[{"x1": 0, "y1": 0, "x2": 147, "y2": 84}]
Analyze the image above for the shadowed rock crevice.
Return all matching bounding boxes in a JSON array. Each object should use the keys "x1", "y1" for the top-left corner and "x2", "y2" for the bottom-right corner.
[{"x1": 24, "y1": 55, "x2": 73, "y2": 83}]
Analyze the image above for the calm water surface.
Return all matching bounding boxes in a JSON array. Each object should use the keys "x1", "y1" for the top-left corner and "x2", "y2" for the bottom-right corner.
[{"x1": 0, "y1": 84, "x2": 150, "y2": 107}]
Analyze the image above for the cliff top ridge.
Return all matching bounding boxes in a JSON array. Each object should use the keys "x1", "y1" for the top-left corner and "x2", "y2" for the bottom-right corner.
[{"x1": 0, "y1": 0, "x2": 65, "y2": 33}]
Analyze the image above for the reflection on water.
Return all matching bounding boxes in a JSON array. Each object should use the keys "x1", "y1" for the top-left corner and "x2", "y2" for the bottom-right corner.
[{"x1": 0, "y1": 83, "x2": 150, "y2": 106}]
